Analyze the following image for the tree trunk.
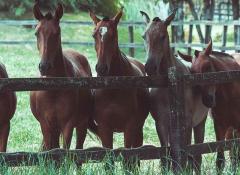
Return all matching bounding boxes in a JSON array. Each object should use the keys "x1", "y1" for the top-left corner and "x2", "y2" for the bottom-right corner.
[
  {"x1": 232, "y1": 0, "x2": 240, "y2": 52},
  {"x1": 169, "y1": 0, "x2": 185, "y2": 43},
  {"x1": 202, "y1": 0, "x2": 215, "y2": 43},
  {"x1": 184, "y1": 0, "x2": 204, "y2": 43}
]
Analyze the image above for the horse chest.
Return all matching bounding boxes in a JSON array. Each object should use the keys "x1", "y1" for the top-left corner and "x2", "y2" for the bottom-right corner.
[
  {"x1": 94, "y1": 90, "x2": 138, "y2": 120},
  {"x1": 36, "y1": 91, "x2": 78, "y2": 118}
]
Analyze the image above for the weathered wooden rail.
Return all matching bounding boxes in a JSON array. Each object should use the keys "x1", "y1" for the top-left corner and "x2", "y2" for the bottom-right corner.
[
  {"x1": 1, "y1": 138, "x2": 240, "y2": 167},
  {"x1": 0, "y1": 20, "x2": 240, "y2": 56},
  {"x1": 1, "y1": 69, "x2": 240, "y2": 173}
]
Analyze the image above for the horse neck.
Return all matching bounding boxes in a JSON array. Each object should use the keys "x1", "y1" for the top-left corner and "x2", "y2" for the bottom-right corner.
[
  {"x1": 109, "y1": 48, "x2": 132, "y2": 76},
  {"x1": 49, "y1": 46, "x2": 68, "y2": 77},
  {"x1": 159, "y1": 40, "x2": 177, "y2": 74}
]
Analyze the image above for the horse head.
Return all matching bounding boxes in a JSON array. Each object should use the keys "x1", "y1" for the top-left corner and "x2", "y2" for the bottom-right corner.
[
  {"x1": 178, "y1": 40, "x2": 216, "y2": 108},
  {"x1": 33, "y1": 3, "x2": 63, "y2": 76},
  {"x1": 140, "y1": 9, "x2": 176, "y2": 76},
  {"x1": 90, "y1": 9, "x2": 123, "y2": 76}
]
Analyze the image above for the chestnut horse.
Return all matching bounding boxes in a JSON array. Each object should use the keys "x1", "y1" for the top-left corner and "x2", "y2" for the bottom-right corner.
[
  {"x1": 0, "y1": 63, "x2": 16, "y2": 152},
  {"x1": 30, "y1": 3, "x2": 93, "y2": 150},
  {"x1": 89, "y1": 10, "x2": 149, "y2": 151},
  {"x1": 140, "y1": 10, "x2": 208, "y2": 172},
  {"x1": 179, "y1": 41, "x2": 240, "y2": 173}
]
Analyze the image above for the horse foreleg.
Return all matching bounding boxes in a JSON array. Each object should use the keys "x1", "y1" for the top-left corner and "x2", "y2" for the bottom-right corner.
[
  {"x1": 214, "y1": 119, "x2": 227, "y2": 174},
  {"x1": 226, "y1": 127, "x2": 240, "y2": 174},
  {"x1": 193, "y1": 117, "x2": 207, "y2": 175},
  {"x1": 98, "y1": 125, "x2": 114, "y2": 172},
  {"x1": 40, "y1": 123, "x2": 60, "y2": 151},
  {"x1": 62, "y1": 121, "x2": 74, "y2": 149},
  {"x1": 123, "y1": 126, "x2": 143, "y2": 172},
  {"x1": 0, "y1": 122, "x2": 10, "y2": 152},
  {"x1": 155, "y1": 117, "x2": 170, "y2": 172},
  {"x1": 76, "y1": 120, "x2": 88, "y2": 150}
]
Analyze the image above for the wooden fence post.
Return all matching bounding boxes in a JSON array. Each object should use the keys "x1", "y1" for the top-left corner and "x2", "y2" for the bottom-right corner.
[
  {"x1": 128, "y1": 26, "x2": 134, "y2": 57},
  {"x1": 168, "y1": 66, "x2": 187, "y2": 173}
]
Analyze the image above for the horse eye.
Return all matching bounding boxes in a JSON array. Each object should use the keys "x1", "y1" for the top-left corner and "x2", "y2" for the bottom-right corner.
[{"x1": 142, "y1": 34, "x2": 146, "y2": 40}]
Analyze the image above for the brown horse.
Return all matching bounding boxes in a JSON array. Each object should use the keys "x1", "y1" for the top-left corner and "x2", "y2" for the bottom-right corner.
[
  {"x1": 140, "y1": 10, "x2": 208, "y2": 172},
  {"x1": 179, "y1": 41, "x2": 240, "y2": 173},
  {"x1": 0, "y1": 63, "x2": 16, "y2": 152},
  {"x1": 30, "y1": 3, "x2": 93, "y2": 150},
  {"x1": 89, "y1": 10, "x2": 149, "y2": 151}
]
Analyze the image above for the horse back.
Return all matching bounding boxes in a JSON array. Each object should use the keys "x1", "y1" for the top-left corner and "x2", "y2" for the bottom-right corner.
[{"x1": 63, "y1": 49, "x2": 92, "y2": 77}]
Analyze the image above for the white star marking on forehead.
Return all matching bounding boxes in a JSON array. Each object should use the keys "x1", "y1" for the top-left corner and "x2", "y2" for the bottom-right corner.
[{"x1": 99, "y1": 27, "x2": 108, "y2": 42}]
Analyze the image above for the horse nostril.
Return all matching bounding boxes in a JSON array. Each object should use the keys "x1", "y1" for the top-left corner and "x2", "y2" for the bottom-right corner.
[
  {"x1": 39, "y1": 62, "x2": 51, "y2": 75},
  {"x1": 202, "y1": 94, "x2": 215, "y2": 108},
  {"x1": 145, "y1": 63, "x2": 157, "y2": 76}
]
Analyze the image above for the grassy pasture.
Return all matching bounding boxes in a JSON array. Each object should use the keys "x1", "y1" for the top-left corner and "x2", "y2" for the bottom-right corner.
[{"x1": 0, "y1": 12, "x2": 236, "y2": 174}]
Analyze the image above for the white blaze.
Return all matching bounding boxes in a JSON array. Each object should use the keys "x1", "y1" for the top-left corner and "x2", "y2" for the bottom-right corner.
[{"x1": 99, "y1": 27, "x2": 108, "y2": 42}]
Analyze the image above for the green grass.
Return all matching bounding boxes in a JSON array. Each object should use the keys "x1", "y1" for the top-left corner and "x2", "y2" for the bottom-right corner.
[{"x1": 0, "y1": 12, "x2": 236, "y2": 174}]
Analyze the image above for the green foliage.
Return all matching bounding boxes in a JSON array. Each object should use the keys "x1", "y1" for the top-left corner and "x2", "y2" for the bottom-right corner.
[
  {"x1": 121, "y1": 0, "x2": 161, "y2": 21},
  {"x1": 0, "y1": 0, "x2": 120, "y2": 17}
]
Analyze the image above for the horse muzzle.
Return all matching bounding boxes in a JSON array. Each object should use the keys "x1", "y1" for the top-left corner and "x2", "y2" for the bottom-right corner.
[
  {"x1": 202, "y1": 94, "x2": 216, "y2": 108},
  {"x1": 39, "y1": 61, "x2": 51, "y2": 76},
  {"x1": 145, "y1": 62, "x2": 157, "y2": 76},
  {"x1": 96, "y1": 63, "x2": 108, "y2": 76}
]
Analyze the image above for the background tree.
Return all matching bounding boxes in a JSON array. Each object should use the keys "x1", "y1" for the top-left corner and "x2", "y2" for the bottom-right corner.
[
  {"x1": 0, "y1": 0, "x2": 119, "y2": 17},
  {"x1": 232, "y1": 0, "x2": 240, "y2": 47}
]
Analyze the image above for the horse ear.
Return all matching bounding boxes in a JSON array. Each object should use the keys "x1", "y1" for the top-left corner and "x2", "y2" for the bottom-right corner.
[
  {"x1": 113, "y1": 8, "x2": 123, "y2": 24},
  {"x1": 33, "y1": 3, "x2": 43, "y2": 21},
  {"x1": 140, "y1": 11, "x2": 150, "y2": 24},
  {"x1": 54, "y1": 3, "x2": 64, "y2": 21},
  {"x1": 194, "y1": 50, "x2": 200, "y2": 58},
  {"x1": 89, "y1": 10, "x2": 100, "y2": 25},
  {"x1": 164, "y1": 8, "x2": 177, "y2": 26},
  {"x1": 178, "y1": 51, "x2": 192, "y2": 62},
  {"x1": 204, "y1": 39, "x2": 212, "y2": 56}
]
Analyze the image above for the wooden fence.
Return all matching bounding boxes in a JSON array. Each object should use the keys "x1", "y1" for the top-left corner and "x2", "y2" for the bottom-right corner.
[
  {"x1": 0, "y1": 20, "x2": 240, "y2": 56},
  {"x1": 1, "y1": 69, "x2": 240, "y2": 173}
]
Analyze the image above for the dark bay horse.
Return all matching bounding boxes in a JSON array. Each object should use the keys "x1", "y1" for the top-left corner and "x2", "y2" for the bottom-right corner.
[
  {"x1": 140, "y1": 10, "x2": 208, "y2": 172},
  {"x1": 179, "y1": 41, "x2": 240, "y2": 173},
  {"x1": 0, "y1": 63, "x2": 16, "y2": 152},
  {"x1": 30, "y1": 3, "x2": 93, "y2": 150},
  {"x1": 89, "y1": 10, "x2": 149, "y2": 150}
]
